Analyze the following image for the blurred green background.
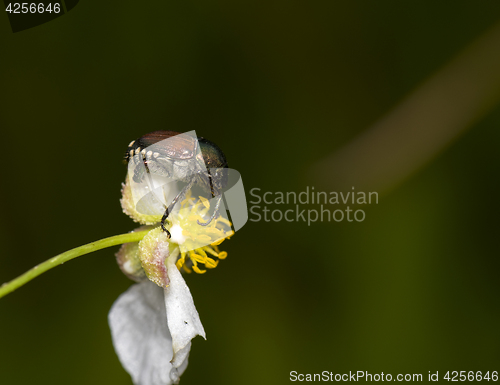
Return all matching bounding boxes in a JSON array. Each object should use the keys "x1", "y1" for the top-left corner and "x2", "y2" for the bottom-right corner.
[{"x1": 1, "y1": 1, "x2": 500, "y2": 384}]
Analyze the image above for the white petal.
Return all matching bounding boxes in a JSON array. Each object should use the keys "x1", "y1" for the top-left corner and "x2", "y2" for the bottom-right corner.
[
  {"x1": 109, "y1": 236, "x2": 206, "y2": 385},
  {"x1": 164, "y1": 253, "x2": 206, "y2": 372},
  {"x1": 109, "y1": 281, "x2": 179, "y2": 385}
]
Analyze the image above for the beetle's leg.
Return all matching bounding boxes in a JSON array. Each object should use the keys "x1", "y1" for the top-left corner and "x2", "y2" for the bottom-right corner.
[
  {"x1": 160, "y1": 177, "x2": 197, "y2": 237},
  {"x1": 197, "y1": 168, "x2": 223, "y2": 226},
  {"x1": 197, "y1": 194, "x2": 223, "y2": 226},
  {"x1": 160, "y1": 217, "x2": 171, "y2": 238}
]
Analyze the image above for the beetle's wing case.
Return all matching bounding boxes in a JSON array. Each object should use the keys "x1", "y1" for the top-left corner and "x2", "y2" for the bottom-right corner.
[
  {"x1": 125, "y1": 130, "x2": 198, "y2": 164},
  {"x1": 138, "y1": 131, "x2": 197, "y2": 160}
]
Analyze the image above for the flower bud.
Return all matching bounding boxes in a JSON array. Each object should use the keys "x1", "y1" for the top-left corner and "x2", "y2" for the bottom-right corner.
[
  {"x1": 115, "y1": 241, "x2": 147, "y2": 283},
  {"x1": 138, "y1": 227, "x2": 171, "y2": 288}
]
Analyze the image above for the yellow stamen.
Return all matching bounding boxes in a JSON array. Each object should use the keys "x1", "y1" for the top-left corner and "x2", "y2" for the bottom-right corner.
[
  {"x1": 203, "y1": 247, "x2": 219, "y2": 257},
  {"x1": 218, "y1": 251, "x2": 228, "y2": 260},
  {"x1": 188, "y1": 214, "x2": 201, "y2": 222},
  {"x1": 195, "y1": 234, "x2": 212, "y2": 243},
  {"x1": 205, "y1": 227, "x2": 224, "y2": 236},
  {"x1": 211, "y1": 239, "x2": 225, "y2": 246},
  {"x1": 176, "y1": 252, "x2": 187, "y2": 270},
  {"x1": 199, "y1": 196, "x2": 210, "y2": 208},
  {"x1": 192, "y1": 265, "x2": 206, "y2": 274},
  {"x1": 205, "y1": 258, "x2": 218, "y2": 269},
  {"x1": 190, "y1": 253, "x2": 206, "y2": 264},
  {"x1": 167, "y1": 195, "x2": 232, "y2": 274}
]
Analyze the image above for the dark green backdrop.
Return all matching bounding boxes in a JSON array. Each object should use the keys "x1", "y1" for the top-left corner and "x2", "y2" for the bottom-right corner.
[{"x1": 1, "y1": 1, "x2": 499, "y2": 384}]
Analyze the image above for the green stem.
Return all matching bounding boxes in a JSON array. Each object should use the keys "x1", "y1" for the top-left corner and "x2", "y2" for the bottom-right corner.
[{"x1": 0, "y1": 230, "x2": 150, "y2": 299}]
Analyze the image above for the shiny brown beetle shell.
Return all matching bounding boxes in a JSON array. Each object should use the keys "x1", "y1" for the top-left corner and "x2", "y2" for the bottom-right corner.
[{"x1": 125, "y1": 130, "x2": 198, "y2": 163}]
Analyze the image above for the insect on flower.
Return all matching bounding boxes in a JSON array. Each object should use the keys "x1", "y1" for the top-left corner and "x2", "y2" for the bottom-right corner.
[
  {"x1": 0, "y1": 130, "x2": 246, "y2": 385},
  {"x1": 109, "y1": 130, "x2": 242, "y2": 385},
  {"x1": 124, "y1": 131, "x2": 229, "y2": 238}
]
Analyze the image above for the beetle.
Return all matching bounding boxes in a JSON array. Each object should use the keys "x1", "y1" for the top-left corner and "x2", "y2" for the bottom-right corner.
[{"x1": 124, "y1": 130, "x2": 228, "y2": 238}]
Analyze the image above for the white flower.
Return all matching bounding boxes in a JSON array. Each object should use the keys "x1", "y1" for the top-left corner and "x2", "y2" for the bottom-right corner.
[
  {"x1": 109, "y1": 230, "x2": 205, "y2": 385},
  {"x1": 110, "y1": 187, "x2": 233, "y2": 385}
]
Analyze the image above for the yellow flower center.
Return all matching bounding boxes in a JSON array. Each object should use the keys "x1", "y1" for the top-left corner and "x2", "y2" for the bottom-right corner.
[{"x1": 169, "y1": 191, "x2": 233, "y2": 274}]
